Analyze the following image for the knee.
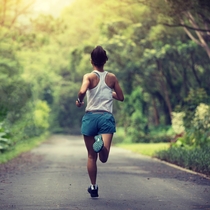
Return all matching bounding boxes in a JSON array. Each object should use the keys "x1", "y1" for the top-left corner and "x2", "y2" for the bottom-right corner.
[{"x1": 88, "y1": 153, "x2": 97, "y2": 161}]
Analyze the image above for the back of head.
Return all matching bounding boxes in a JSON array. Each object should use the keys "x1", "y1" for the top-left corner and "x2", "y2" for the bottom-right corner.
[{"x1": 91, "y1": 46, "x2": 108, "y2": 67}]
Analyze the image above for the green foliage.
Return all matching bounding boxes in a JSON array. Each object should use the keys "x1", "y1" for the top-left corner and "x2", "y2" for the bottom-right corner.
[
  {"x1": 182, "y1": 88, "x2": 209, "y2": 128},
  {"x1": 116, "y1": 142, "x2": 169, "y2": 157},
  {"x1": 0, "y1": 132, "x2": 50, "y2": 164},
  {"x1": 139, "y1": 0, "x2": 210, "y2": 59},
  {"x1": 34, "y1": 100, "x2": 51, "y2": 131},
  {"x1": 187, "y1": 103, "x2": 210, "y2": 147},
  {"x1": 0, "y1": 122, "x2": 11, "y2": 152},
  {"x1": 171, "y1": 112, "x2": 185, "y2": 134},
  {"x1": 50, "y1": 82, "x2": 84, "y2": 134},
  {"x1": 131, "y1": 134, "x2": 171, "y2": 143},
  {"x1": 172, "y1": 89, "x2": 210, "y2": 148},
  {"x1": 148, "y1": 126, "x2": 174, "y2": 143},
  {"x1": 155, "y1": 146, "x2": 210, "y2": 176},
  {"x1": 1, "y1": 0, "x2": 210, "y2": 163},
  {"x1": 114, "y1": 126, "x2": 173, "y2": 144},
  {"x1": 121, "y1": 87, "x2": 148, "y2": 142}
]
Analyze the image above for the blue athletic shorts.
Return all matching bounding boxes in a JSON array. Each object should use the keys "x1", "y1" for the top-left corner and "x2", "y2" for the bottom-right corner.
[{"x1": 81, "y1": 111, "x2": 116, "y2": 136}]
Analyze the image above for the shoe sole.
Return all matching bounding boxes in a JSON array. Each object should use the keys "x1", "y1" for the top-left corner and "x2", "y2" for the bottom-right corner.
[
  {"x1": 87, "y1": 188, "x2": 99, "y2": 197},
  {"x1": 93, "y1": 135, "x2": 104, "y2": 153}
]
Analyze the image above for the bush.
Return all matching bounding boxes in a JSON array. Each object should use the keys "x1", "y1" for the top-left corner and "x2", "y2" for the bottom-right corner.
[
  {"x1": 0, "y1": 122, "x2": 11, "y2": 152},
  {"x1": 181, "y1": 88, "x2": 209, "y2": 130},
  {"x1": 155, "y1": 146, "x2": 210, "y2": 176},
  {"x1": 34, "y1": 100, "x2": 50, "y2": 131},
  {"x1": 114, "y1": 126, "x2": 173, "y2": 144},
  {"x1": 4, "y1": 100, "x2": 51, "y2": 146},
  {"x1": 113, "y1": 127, "x2": 127, "y2": 144},
  {"x1": 172, "y1": 89, "x2": 210, "y2": 148},
  {"x1": 172, "y1": 103, "x2": 210, "y2": 148},
  {"x1": 131, "y1": 134, "x2": 171, "y2": 143},
  {"x1": 190, "y1": 103, "x2": 210, "y2": 147},
  {"x1": 131, "y1": 126, "x2": 173, "y2": 143}
]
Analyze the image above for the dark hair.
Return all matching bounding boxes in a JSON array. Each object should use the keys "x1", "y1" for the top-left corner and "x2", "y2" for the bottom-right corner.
[{"x1": 91, "y1": 46, "x2": 108, "y2": 67}]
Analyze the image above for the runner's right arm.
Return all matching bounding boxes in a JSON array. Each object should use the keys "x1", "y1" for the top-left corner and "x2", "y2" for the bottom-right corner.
[
  {"x1": 112, "y1": 76, "x2": 124, "y2": 101},
  {"x1": 76, "y1": 74, "x2": 90, "y2": 107}
]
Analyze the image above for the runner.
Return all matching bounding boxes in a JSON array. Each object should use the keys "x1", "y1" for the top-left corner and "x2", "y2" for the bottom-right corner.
[{"x1": 76, "y1": 46, "x2": 124, "y2": 197}]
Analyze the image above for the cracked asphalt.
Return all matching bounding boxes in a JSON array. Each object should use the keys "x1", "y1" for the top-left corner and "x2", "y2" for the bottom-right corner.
[{"x1": 0, "y1": 135, "x2": 210, "y2": 210}]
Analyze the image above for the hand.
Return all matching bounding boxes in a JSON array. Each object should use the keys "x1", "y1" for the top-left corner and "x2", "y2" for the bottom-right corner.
[{"x1": 76, "y1": 100, "x2": 84, "y2": 107}]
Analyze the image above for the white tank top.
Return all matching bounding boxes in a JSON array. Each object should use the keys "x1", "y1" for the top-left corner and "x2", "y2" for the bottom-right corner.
[{"x1": 85, "y1": 70, "x2": 113, "y2": 113}]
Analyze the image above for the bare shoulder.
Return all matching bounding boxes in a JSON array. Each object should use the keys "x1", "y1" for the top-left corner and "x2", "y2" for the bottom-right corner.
[
  {"x1": 106, "y1": 72, "x2": 118, "y2": 88},
  {"x1": 107, "y1": 72, "x2": 115, "y2": 77},
  {"x1": 84, "y1": 73, "x2": 91, "y2": 78},
  {"x1": 83, "y1": 73, "x2": 92, "y2": 80},
  {"x1": 107, "y1": 72, "x2": 117, "y2": 81}
]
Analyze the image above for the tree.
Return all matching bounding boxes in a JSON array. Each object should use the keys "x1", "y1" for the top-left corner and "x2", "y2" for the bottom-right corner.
[
  {"x1": 97, "y1": 0, "x2": 210, "y2": 128},
  {"x1": 134, "y1": 0, "x2": 210, "y2": 58},
  {"x1": 0, "y1": 0, "x2": 34, "y2": 39}
]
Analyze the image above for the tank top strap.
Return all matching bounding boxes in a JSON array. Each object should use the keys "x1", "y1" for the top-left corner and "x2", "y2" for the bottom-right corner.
[
  {"x1": 92, "y1": 70, "x2": 108, "y2": 77},
  {"x1": 92, "y1": 70, "x2": 100, "y2": 78}
]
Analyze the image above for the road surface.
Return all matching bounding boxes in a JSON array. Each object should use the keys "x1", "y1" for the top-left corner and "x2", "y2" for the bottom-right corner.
[{"x1": 0, "y1": 135, "x2": 210, "y2": 210}]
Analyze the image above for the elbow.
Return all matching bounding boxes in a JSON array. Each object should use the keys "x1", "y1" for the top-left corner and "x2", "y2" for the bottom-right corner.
[{"x1": 119, "y1": 96, "x2": 124, "y2": 102}]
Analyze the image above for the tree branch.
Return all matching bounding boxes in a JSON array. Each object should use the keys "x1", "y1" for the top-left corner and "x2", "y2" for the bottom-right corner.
[
  {"x1": 8, "y1": 0, "x2": 35, "y2": 30},
  {"x1": 187, "y1": 12, "x2": 208, "y2": 46},
  {"x1": 182, "y1": 24, "x2": 201, "y2": 45},
  {"x1": 161, "y1": 23, "x2": 210, "y2": 32},
  {"x1": 0, "y1": 0, "x2": 7, "y2": 26}
]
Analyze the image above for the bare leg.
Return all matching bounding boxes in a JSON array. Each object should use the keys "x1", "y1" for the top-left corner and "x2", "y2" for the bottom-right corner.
[
  {"x1": 84, "y1": 135, "x2": 98, "y2": 185},
  {"x1": 99, "y1": 133, "x2": 113, "y2": 163}
]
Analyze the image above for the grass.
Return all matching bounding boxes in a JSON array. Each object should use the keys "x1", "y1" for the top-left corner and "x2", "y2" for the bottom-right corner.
[
  {"x1": 113, "y1": 127, "x2": 210, "y2": 176},
  {"x1": 0, "y1": 132, "x2": 50, "y2": 164},
  {"x1": 115, "y1": 142, "x2": 170, "y2": 157},
  {"x1": 113, "y1": 127, "x2": 170, "y2": 157}
]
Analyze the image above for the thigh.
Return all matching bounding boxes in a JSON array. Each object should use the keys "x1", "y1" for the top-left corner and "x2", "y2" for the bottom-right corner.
[{"x1": 84, "y1": 135, "x2": 97, "y2": 158}]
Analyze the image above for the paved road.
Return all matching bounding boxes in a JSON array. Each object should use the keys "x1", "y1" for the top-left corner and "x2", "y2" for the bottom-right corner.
[{"x1": 0, "y1": 135, "x2": 210, "y2": 210}]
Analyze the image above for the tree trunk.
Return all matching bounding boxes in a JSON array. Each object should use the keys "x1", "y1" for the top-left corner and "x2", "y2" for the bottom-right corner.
[
  {"x1": 155, "y1": 91, "x2": 171, "y2": 125},
  {"x1": 156, "y1": 60, "x2": 172, "y2": 121},
  {"x1": 190, "y1": 52, "x2": 201, "y2": 87},
  {"x1": 152, "y1": 97, "x2": 160, "y2": 126},
  {"x1": 183, "y1": 67, "x2": 188, "y2": 97}
]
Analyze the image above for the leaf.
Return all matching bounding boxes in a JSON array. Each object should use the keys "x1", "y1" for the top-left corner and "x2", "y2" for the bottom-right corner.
[{"x1": 0, "y1": 137, "x2": 11, "y2": 144}]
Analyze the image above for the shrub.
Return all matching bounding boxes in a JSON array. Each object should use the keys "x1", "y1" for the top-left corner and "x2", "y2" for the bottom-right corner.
[
  {"x1": 171, "y1": 103, "x2": 210, "y2": 148},
  {"x1": 155, "y1": 146, "x2": 210, "y2": 176},
  {"x1": 33, "y1": 100, "x2": 51, "y2": 135},
  {"x1": 190, "y1": 103, "x2": 210, "y2": 147},
  {"x1": 0, "y1": 122, "x2": 11, "y2": 152},
  {"x1": 181, "y1": 88, "x2": 209, "y2": 130},
  {"x1": 171, "y1": 112, "x2": 185, "y2": 134},
  {"x1": 6, "y1": 100, "x2": 51, "y2": 144},
  {"x1": 125, "y1": 126, "x2": 173, "y2": 143}
]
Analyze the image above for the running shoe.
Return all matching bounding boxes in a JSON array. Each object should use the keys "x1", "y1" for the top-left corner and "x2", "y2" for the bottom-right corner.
[
  {"x1": 93, "y1": 135, "x2": 104, "y2": 153},
  {"x1": 87, "y1": 185, "x2": 99, "y2": 197}
]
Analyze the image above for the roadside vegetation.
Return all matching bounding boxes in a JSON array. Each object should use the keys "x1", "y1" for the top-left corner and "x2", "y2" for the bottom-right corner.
[
  {"x1": 115, "y1": 142, "x2": 169, "y2": 157},
  {"x1": 1, "y1": 0, "x2": 210, "y2": 176},
  {"x1": 0, "y1": 132, "x2": 49, "y2": 164},
  {"x1": 115, "y1": 139, "x2": 210, "y2": 177}
]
